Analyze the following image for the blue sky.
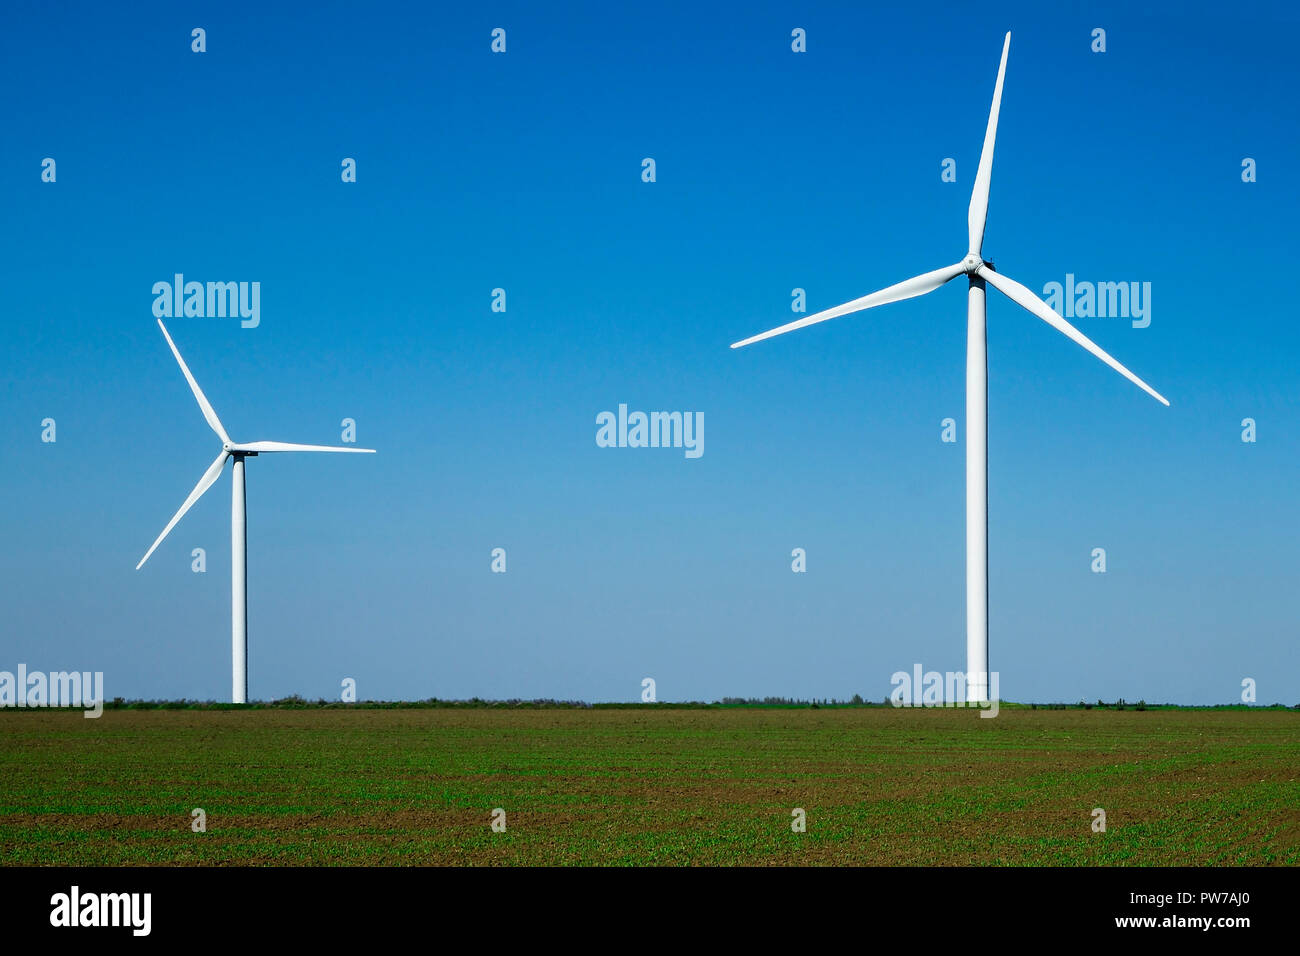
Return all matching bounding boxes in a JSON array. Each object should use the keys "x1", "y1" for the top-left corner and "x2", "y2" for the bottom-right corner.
[{"x1": 2, "y1": 1, "x2": 1297, "y2": 705}]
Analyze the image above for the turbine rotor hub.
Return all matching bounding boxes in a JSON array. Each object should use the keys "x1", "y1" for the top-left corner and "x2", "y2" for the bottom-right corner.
[{"x1": 962, "y1": 253, "x2": 983, "y2": 274}]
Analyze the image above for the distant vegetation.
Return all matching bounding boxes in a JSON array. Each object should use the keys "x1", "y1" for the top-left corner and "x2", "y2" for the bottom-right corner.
[{"x1": 27, "y1": 695, "x2": 1298, "y2": 711}]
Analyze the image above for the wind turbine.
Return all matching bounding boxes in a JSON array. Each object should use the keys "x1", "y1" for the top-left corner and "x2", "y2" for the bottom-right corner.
[
  {"x1": 730, "y1": 32, "x2": 1168, "y2": 703},
  {"x1": 136, "y1": 319, "x2": 375, "y2": 703}
]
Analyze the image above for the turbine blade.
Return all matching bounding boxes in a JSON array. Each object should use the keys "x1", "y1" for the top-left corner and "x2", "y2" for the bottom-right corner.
[
  {"x1": 157, "y1": 320, "x2": 230, "y2": 443},
  {"x1": 229, "y1": 441, "x2": 376, "y2": 453},
  {"x1": 968, "y1": 32, "x2": 1011, "y2": 256},
  {"x1": 730, "y1": 261, "x2": 967, "y2": 349},
  {"x1": 977, "y1": 265, "x2": 1170, "y2": 406},
  {"x1": 136, "y1": 451, "x2": 229, "y2": 570}
]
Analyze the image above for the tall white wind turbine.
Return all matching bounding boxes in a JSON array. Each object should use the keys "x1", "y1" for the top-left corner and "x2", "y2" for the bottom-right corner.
[
  {"x1": 136, "y1": 319, "x2": 375, "y2": 703},
  {"x1": 730, "y1": 33, "x2": 1168, "y2": 702}
]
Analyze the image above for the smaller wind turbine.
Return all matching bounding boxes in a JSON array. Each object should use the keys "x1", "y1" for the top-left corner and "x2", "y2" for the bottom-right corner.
[{"x1": 137, "y1": 319, "x2": 375, "y2": 703}]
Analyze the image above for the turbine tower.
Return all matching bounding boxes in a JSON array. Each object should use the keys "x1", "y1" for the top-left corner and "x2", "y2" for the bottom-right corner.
[
  {"x1": 730, "y1": 33, "x2": 1168, "y2": 702},
  {"x1": 137, "y1": 319, "x2": 375, "y2": 703}
]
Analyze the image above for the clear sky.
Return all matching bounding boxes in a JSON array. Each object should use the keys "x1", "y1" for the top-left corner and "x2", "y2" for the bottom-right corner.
[{"x1": 2, "y1": 1, "x2": 1297, "y2": 705}]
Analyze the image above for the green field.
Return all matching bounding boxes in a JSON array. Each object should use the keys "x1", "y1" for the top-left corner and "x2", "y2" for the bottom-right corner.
[{"x1": 1, "y1": 706, "x2": 1296, "y2": 865}]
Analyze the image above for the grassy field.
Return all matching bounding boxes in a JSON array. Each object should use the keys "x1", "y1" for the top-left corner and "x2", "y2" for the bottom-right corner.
[{"x1": 1, "y1": 706, "x2": 1296, "y2": 865}]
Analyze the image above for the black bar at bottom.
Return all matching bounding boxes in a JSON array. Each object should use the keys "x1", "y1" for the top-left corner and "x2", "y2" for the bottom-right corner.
[{"x1": 0, "y1": 866, "x2": 1282, "y2": 941}]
